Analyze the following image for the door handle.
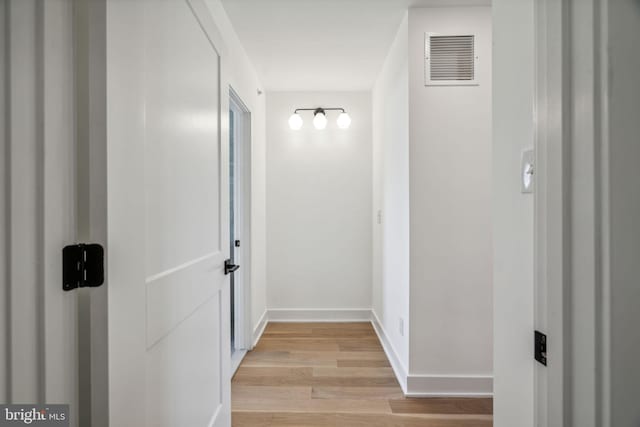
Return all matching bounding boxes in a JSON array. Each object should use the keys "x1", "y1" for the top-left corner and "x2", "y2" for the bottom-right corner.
[{"x1": 224, "y1": 259, "x2": 240, "y2": 275}]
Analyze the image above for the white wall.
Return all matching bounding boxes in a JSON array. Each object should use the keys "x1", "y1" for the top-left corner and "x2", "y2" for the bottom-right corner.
[
  {"x1": 492, "y1": 0, "x2": 534, "y2": 425},
  {"x1": 266, "y1": 92, "x2": 372, "y2": 312},
  {"x1": 408, "y1": 6, "x2": 493, "y2": 386},
  {"x1": 205, "y1": 0, "x2": 267, "y2": 335},
  {"x1": 371, "y1": 7, "x2": 494, "y2": 395},
  {"x1": 372, "y1": 13, "x2": 410, "y2": 375}
]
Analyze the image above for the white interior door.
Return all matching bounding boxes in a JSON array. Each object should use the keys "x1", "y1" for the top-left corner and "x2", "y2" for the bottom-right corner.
[
  {"x1": 229, "y1": 93, "x2": 248, "y2": 359},
  {"x1": 92, "y1": 1, "x2": 231, "y2": 425},
  {"x1": 228, "y1": 89, "x2": 253, "y2": 371}
]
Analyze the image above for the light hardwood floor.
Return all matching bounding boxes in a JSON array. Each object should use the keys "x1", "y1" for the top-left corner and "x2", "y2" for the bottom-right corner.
[{"x1": 231, "y1": 322, "x2": 492, "y2": 426}]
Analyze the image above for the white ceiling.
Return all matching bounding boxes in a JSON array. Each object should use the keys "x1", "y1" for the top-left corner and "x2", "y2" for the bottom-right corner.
[{"x1": 220, "y1": 0, "x2": 490, "y2": 91}]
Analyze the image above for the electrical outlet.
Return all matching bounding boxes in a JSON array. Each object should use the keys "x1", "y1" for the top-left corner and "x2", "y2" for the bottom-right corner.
[{"x1": 399, "y1": 317, "x2": 404, "y2": 336}]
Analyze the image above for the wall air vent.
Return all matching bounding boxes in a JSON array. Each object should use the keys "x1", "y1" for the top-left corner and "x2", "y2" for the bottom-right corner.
[{"x1": 425, "y1": 34, "x2": 478, "y2": 86}]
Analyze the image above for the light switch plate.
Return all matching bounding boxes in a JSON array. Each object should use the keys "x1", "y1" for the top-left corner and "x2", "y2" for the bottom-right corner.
[{"x1": 521, "y1": 149, "x2": 534, "y2": 194}]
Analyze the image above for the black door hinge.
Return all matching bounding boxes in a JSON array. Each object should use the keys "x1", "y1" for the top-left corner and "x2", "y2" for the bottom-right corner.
[
  {"x1": 535, "y1": 330, "x2": 547, "y2": 366},
  {"x1": 63, "y1": 244, "x2": 104, "y2": 291}
]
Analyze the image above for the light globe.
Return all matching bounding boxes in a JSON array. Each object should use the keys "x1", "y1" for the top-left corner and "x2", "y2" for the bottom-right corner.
[
  {"x1": 288, "y1": 113, "x2": 303, "y2": 130},
  {"x1": 337, "y1": 112, "x2": 351, "y2": 129},
  {"x1": 313, "y1": 111, "x2": 328, "y2": 130}
]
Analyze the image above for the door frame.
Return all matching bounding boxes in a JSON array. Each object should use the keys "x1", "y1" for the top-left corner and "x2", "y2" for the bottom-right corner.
[
  {"x1": 229, "y1": 87, "x2": 253, "y2": 362},
  {"x1": 1, "y1": 0, "x2": 79, "y2": 421},
  {"x1": 533, "y1": 0, "x2": 610, "y2": 426}
]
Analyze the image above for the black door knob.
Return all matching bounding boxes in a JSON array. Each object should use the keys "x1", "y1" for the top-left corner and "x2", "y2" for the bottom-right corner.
[{"x1": 224, "y1": 259, "x2": 240, "y2": 275}]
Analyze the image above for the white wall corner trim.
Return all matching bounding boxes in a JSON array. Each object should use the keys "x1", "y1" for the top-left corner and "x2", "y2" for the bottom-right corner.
[
  {"x1": 405, "y1": 374, "x2": 493, "y2": 397},
  {"x1": 252, "y1": 309, "x2": 268, "y2": 348},
  {"x1": 371, "y1": 311, "x2": 408, "y2": 393},
  {"x1": 267, "y1": 309, "x2": 372, "y2": 322}
]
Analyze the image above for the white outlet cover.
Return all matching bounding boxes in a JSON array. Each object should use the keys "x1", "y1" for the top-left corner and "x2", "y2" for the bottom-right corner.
[{"x1": 521, "y1": 149, "x2": 534, "y2": 193}]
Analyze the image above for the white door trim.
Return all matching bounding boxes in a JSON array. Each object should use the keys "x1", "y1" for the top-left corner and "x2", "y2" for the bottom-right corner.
[
  {"x1": 74, "y1": 0, "x2": 109, "y2": 424},
  {"x1": 229, "y1": 87, "x2": 253, "y2": 353},
  {"x1": 2, "y1": 0, "x2": 78, "y2": 421},
  {"x1": 534, "y1": 0, "x2": 610, "y2": 426},
  {"x1": 533, "y1": 0, "x2": 569, "y2": 424}
]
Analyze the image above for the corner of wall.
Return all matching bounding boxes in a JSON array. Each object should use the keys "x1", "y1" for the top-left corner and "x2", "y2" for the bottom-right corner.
[
  {"x1": 371, "y1": 310, "x2": 408, "y2": 393},
  {"x1": 252, "y1": 309, "x2": 268, "y2": 348},
  {"x1": 204, "y1": 0, "x2": 269, "y2": 345},
  {"x1": 371, "y1": 6, "x2": 411, "y2": 384}
]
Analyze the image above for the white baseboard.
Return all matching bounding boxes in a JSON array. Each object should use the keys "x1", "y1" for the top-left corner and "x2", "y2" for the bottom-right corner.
[
  {"x1": 230, "y1": 349, "x2": 247, "y2": 375},
  {"x1": 252, "y1": 310, "x2": 268, "y2": 348},
  {"x1": 370, "y1": 310, "x2": 492, "y2": 397},
  {"x1": 267, "y1": 308, "x2": 372, "y2": 322},
  {"x1": 371, "y1": 310, "x2": 409, "y2": 393},
  {"x1": 257, "y1": 308, "x2": 493, "y2": 397},
  {"x1": 405, "y1": 374, "x2": 493, "y2": 397}
]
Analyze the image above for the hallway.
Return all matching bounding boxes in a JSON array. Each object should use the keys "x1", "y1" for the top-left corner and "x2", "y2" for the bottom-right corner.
[
  {"x1": 231, "y1": 323, "x2": 493, "y2": 426},
  {"x1": 4, "y1": 0, "x2": 635, "y2": 425}
]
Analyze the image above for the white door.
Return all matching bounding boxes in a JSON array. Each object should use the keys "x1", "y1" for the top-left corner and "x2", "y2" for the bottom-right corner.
[
  {"x1": 229, "y1": 92, "x2": 250, "y2": 365},
  {"x1": 87, "y1": 0, "x2": 231, "y2": 425}
]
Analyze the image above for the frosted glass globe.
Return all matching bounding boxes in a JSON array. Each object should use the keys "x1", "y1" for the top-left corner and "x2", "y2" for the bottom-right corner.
[
  {"x1": 313, "y1": 112, "x2": 328, "y2": 130},
  {"x1": 288, "y1": 113, "x2": 303, "y2": 130},
  {"x1": 337, "y1": 112, "x2": 351, "y2": 129}
]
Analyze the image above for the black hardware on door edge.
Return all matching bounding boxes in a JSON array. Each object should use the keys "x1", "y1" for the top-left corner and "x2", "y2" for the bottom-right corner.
[
  {"x1": 224, "y1": 259, "x2": 240, "y2": 275},
  {"x1": 535, "y1": 330, "x2": 547, "y2": 366},
  {"x1": 63, "y1": 244, "x2": 104, "y2": 291}
]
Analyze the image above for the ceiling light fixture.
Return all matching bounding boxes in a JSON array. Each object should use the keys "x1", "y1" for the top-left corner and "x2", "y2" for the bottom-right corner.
[{"x1": 288, "y1": 107, "x2": 351, "y2": 130}]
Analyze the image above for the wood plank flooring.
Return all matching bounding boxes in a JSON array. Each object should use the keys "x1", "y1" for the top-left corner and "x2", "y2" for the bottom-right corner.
[{"x1": 231, "y1": 322, "x2": 492, "y2": 427}]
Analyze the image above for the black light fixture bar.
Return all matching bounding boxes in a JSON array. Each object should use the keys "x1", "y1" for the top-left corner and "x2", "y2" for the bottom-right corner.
[
  {"x1": 288, "y1": 106, "x2": 351, "y2": 130},
  {"x1": 294, "y1": 107, "x2": 346, "y2": 114}
]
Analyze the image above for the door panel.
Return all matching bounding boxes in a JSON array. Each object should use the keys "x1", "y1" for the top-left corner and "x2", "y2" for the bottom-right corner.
[
  {"x1": 147, "y1": 297, "x2": 224, "y2": 426},
  {"x1": 146, "y1": 255, "x2": 221, "y2": 347},
  {"x1": 102, "y1": 0, "x2": 230, "y2": 425},
  {"x1": 144, "y1": 0, "x2": 221, "y2": 275}
]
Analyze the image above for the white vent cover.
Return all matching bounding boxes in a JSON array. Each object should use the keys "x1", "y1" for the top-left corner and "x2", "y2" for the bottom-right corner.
[{"x1": 425, "y1": 34, "x2": 478, "y2": 86}]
